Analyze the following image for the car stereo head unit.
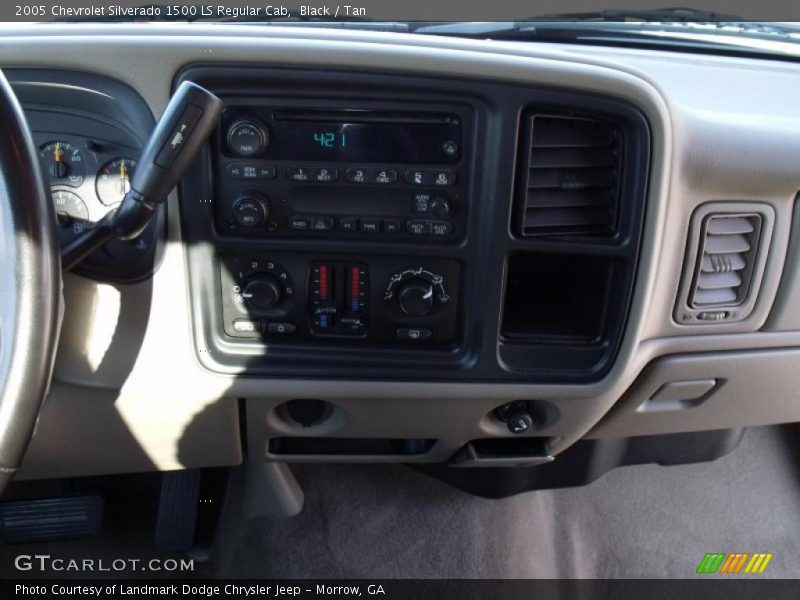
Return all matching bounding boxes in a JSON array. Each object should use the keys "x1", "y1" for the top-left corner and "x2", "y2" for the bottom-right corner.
[
  {"x1": 222, "y1": 109, "x2": 462, "y2": 164},
  {"x1": 214, "y1": 102, "x2": 471, "y2": 242}
]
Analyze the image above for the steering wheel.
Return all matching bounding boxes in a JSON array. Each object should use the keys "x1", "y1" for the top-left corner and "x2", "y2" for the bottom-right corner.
[{"x1": 0, "y1": 70, "x2": 61, "y2": 493}]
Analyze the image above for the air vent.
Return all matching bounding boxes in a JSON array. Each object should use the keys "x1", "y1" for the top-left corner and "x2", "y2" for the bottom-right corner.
[
  {"x1": 676, "y1": 203, "x2": 774, "y2": 326},
  {"x1": 519, "y1": 114, "x2": 622, "y2": 236},
  {"x1": 691, "y1": 214, "x2": 761, "y2": 308}
]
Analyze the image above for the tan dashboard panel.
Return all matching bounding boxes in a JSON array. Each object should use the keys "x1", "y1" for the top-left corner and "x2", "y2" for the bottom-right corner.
[
  {"x1": 590, "y1": 349, "x2": 800, "y2": 438},
  {"x1": 0, "y1": 24, "x2": 799, "y2": 477}
]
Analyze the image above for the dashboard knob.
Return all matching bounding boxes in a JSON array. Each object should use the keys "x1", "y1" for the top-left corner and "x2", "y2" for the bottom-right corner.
[
  {"x1": 495, "y1": 402, "x2": 535, "y2": 435},
  {"x1": 242, "y1": 273, "x2": 282, "y2": 311},
  {"x1": 227, "y1": 119, "x2": 269, "y2": 157},
  {"x1": 430, "y1": 196, "x2": 450, "y2": 218},
  {"x1": 397, "y1": 278, "x2": 435, "y2": 317},
  {"x1": 232, "y1": 193, "x2": 268, "y2": 227}
]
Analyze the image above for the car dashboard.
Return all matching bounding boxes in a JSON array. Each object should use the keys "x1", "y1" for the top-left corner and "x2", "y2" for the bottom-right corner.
[{"x1": 3, "y1": 23, "x2": 800, "y2": 481}]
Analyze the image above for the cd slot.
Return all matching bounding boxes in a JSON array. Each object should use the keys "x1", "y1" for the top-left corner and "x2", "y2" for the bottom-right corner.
[{"x1": 272, "y1": 109, "x2": 453, "y2": 124}]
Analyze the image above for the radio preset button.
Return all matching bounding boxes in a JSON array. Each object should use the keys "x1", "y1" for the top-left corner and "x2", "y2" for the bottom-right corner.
[
  {"x1": 310, "y1": 217, "x2": 334, "y2": 231},
  {"x1": 404, "y1": 169, "x2": 457, "y2": 186},
  {"x1": 289, "y1": 216, "x2": 309, "y2": 230},
  {"x1": 407, "y1": 220, "x2": 432, "y2": 235},
  {"x1": 339, "y1": 217, "x2": 358, "y2": 232},
  {"x1": 345, "y1": 168, "x2": 398, "y2": 184},
  {"x1": 405, "y1": 169, "x2": 427, "y2": 186},
  {"x1": 287, "y1": 167, "x2": 311, "y2": 181},
  {"x1": 374, "y1": 169, "x2": 397, "y2": 184},
  {"x1": 360, "y1": 218, "x2": 380, "y2": 233},
  {"x1": 312, "y1": 167, "x2": 338, "y2": 183},
  {"x1": 432, "y1": 170, "x2": 456, "y2": 186},
  {"x1": 383, "y1": 219, "x2": 401, "y2": 233},
  {"x1": 346, "y1": 168, "x2": 368, "y2": 183}
]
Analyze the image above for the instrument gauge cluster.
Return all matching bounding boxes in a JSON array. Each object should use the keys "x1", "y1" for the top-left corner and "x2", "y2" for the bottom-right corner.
[
  {"x1": 36, "y1": 136, "x2": 139, "y2": 244},
  {"x1": 9, "y1": 68, "x2": 162, "y2": 282}
]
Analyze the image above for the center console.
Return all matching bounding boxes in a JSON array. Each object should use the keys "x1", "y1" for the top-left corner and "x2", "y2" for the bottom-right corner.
[
  {"x1": 214, "y1": 100, "x2": 468, "y2": 346},
  {"x1": 178, "y1": 66, "x2": 650, "y2": 383}
]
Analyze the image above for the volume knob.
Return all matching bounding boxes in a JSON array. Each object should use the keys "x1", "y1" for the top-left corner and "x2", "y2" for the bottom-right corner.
[
  {"x1": 242, "y1": 273, "x2": 282, "y2": 311},
  {"x1": 227, "y1": 119, "x2": 269, "y2": 157},
  {"x1": 397, "y1": 278, "x2": 434, "y2": 317}
]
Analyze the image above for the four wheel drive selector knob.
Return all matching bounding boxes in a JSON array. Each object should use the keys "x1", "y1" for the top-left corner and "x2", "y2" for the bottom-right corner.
[{"x1": 242, "y1": 273, "x2": 283, "y2": 311}]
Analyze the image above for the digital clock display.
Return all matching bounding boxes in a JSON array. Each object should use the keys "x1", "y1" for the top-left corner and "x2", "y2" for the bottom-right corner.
[{"x1": 257, "y1": 110, "x2": 462, "y2": 164}]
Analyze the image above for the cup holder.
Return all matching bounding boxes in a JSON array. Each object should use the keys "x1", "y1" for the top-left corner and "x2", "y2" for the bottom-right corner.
[{"x1": 272, "y1": 399, "x2": 344, "y2": 433}]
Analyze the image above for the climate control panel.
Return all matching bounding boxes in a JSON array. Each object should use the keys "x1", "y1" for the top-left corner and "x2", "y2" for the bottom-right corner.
[
  {"x1": 219, "y1": 252, "x2": 460, "y2": 345},
  {"x1": 309, "y1": 261, "x2": 369, "y2": 336}
]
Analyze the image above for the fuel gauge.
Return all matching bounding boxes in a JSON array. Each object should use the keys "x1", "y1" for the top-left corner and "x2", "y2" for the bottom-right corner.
[
  {"x1": 39, "y1": 141, "x2": 86, "y2": 187},
  {"x1": 96, "y1": 157, "x2": 137, "y2": 206}
]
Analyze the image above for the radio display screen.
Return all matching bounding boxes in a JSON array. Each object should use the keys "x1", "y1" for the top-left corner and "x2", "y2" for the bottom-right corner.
[{"x1": 225, "y1": 109, "x2": 462, "y2": 165}]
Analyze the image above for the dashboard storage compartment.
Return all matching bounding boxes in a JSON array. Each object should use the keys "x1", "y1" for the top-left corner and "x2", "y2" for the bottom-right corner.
[
  {"x1": 498, "y1": 252, "x2": 629, "y2": 380},
  {"x1": 502, "y1": 252, "x2": 614, "y2": 341}
]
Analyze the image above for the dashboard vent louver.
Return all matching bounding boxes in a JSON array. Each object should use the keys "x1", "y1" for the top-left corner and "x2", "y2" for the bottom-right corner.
[
  {"x1": 691, "y1": 214, "x2": 761, "y2": 308},
  {"x1": 519, "y1": 114, "x2": 622, "y2": 236}
]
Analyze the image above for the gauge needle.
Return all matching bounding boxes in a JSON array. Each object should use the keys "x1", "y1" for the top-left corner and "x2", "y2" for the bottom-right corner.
[
  {"x1": 53, "y1": 144, "x2": 66, "y2": 178},
  {"x1": 119, "y1": 161, "x2": 130, "y2": 194}
]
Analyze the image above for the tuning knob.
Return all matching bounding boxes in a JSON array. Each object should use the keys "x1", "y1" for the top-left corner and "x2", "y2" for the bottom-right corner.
[
  {"x1": 397, "y1": 278, "x2": 435, "y2": 317},
  {"x1": 242, "y1": 273, "x2": 282, "y2": 311},
  {"x1": 430, "y1": 196, "x2": 450, "y2": 218},
  {"x1": 227, "y1": 118, "x2": 269, "y2": 157},
  {"x1": 232, "y1": 193, "x2": 268, "y2": 227}
]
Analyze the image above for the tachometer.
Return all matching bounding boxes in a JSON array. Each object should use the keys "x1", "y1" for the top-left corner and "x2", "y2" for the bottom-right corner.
[
  {"x1": 39, "y1": 141, "x2": 86, "y2": 187},
  {"x1": 96, "y1": 157, "x2": 137, "y2": 206}
]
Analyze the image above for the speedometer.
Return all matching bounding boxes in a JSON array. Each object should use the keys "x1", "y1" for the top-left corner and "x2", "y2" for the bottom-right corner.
[{"x1": 51, "y1": 189, "x2": 89, "y2": 228}]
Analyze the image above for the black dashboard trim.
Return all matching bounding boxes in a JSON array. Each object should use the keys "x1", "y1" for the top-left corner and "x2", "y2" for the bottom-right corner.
[{"x1": 177, "y1": 64, "x2": 650, "y2": 383}]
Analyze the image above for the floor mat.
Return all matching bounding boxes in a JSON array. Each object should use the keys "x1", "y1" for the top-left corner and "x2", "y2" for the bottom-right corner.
[{"x1": 216, "y1": 426, "x2": 800, "y2": 578}]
